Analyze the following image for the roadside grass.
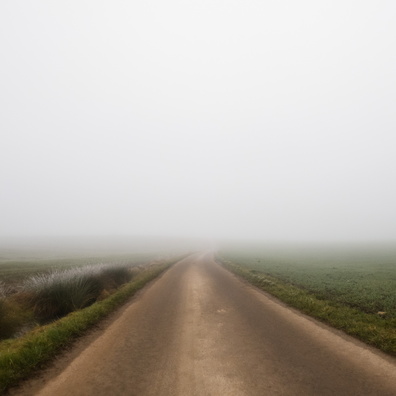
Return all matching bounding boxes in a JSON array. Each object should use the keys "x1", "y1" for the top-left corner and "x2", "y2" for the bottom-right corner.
[
  {"x1": 217, "y1": 255, "x2": 396, "y2": 356},
  {"x1": 0, "y1": 258, "x2": 179, "y2": 393}
]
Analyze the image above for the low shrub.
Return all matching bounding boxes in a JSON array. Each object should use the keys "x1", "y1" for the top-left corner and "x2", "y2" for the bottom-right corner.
[{"x1": 95, "y1": 265, "x2": 133, "y2": 291}]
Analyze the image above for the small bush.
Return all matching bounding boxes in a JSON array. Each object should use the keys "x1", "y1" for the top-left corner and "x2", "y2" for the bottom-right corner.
[{"x1": 95, "y1": 265, "x2": 133, "y2": 291}]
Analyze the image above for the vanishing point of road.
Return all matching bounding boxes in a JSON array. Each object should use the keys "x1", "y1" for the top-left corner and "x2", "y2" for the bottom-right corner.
[{"x1": 12, "y1": 253, "x2": 396, "y2": 395}]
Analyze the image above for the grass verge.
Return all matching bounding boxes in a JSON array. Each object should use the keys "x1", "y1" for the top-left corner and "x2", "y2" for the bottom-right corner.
[
  {"x1": 217, "y1": 255, "x2": 396, "y2": 356},
  {"x1": 0, "y1": 258, "x2": 179, "y2": 393}
]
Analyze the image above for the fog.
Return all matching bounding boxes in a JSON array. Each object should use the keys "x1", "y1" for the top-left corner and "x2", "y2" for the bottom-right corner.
[{"x1": 1, "y1": 1, "x2": 396, "y2": 244}]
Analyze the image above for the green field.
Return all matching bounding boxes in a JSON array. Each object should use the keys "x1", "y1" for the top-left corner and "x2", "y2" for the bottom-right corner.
[{"x1": 221, "y1": 244, "x2": 396, "y2": 318}]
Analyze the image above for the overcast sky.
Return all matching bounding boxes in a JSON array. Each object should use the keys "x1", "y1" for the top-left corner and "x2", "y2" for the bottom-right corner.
[{"x1": 1, "y1": 1, "x2": 395, "y2": 242}]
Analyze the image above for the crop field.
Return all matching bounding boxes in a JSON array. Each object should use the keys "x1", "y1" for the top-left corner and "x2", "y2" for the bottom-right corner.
[{"x1": 221, "y1": 244, "x2": 396, "y2": 319}]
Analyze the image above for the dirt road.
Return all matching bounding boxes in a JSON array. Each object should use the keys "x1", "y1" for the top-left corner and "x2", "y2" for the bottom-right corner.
[{"x1": 12, "y1": 253, "x2": 396, "y2": 395}]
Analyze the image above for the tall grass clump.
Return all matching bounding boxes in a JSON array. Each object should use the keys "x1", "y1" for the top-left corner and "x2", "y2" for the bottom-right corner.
[{"x1": 22, "y1": 263, "x2": 135, "y2": 322}]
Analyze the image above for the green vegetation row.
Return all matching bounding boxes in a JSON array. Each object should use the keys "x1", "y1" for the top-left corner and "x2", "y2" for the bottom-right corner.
[
  {"x1": 217, "y1": 255, "x2": 396, "y2": 356},
  {"x1": 0, "y1": 258, "x2": 179, "y2": 393}
]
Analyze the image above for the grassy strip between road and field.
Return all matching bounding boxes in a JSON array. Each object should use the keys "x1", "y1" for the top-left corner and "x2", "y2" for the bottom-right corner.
[
  {"x1": 0, "y1": 258, "x2": 179, "y2": 393},
  {"x1": 217, "y1": 256, "x2": 396, "y2": 356}
]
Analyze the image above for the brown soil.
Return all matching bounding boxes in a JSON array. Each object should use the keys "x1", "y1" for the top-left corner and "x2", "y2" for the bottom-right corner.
[{"x1": 10, "y1": 253, "x2": 396, "y2": 395}]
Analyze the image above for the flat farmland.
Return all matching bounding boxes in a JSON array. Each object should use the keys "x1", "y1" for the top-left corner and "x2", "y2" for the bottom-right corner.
[
  {"x1": 221, "y1": 245, "x2": 396, "y2": 318},
  {"x1": 219, "y1": 244, "x2": 396, "y2": 355}
]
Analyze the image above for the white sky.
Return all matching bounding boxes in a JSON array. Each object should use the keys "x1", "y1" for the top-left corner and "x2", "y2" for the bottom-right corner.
[{"x1": 1, "y1": 1, "x2": 396, "y2": 242}]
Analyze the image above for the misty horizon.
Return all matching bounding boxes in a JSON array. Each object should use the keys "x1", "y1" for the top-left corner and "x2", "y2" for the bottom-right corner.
[{"x1": 1, "y1": 1, "x2": 396, "y2": 244}]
